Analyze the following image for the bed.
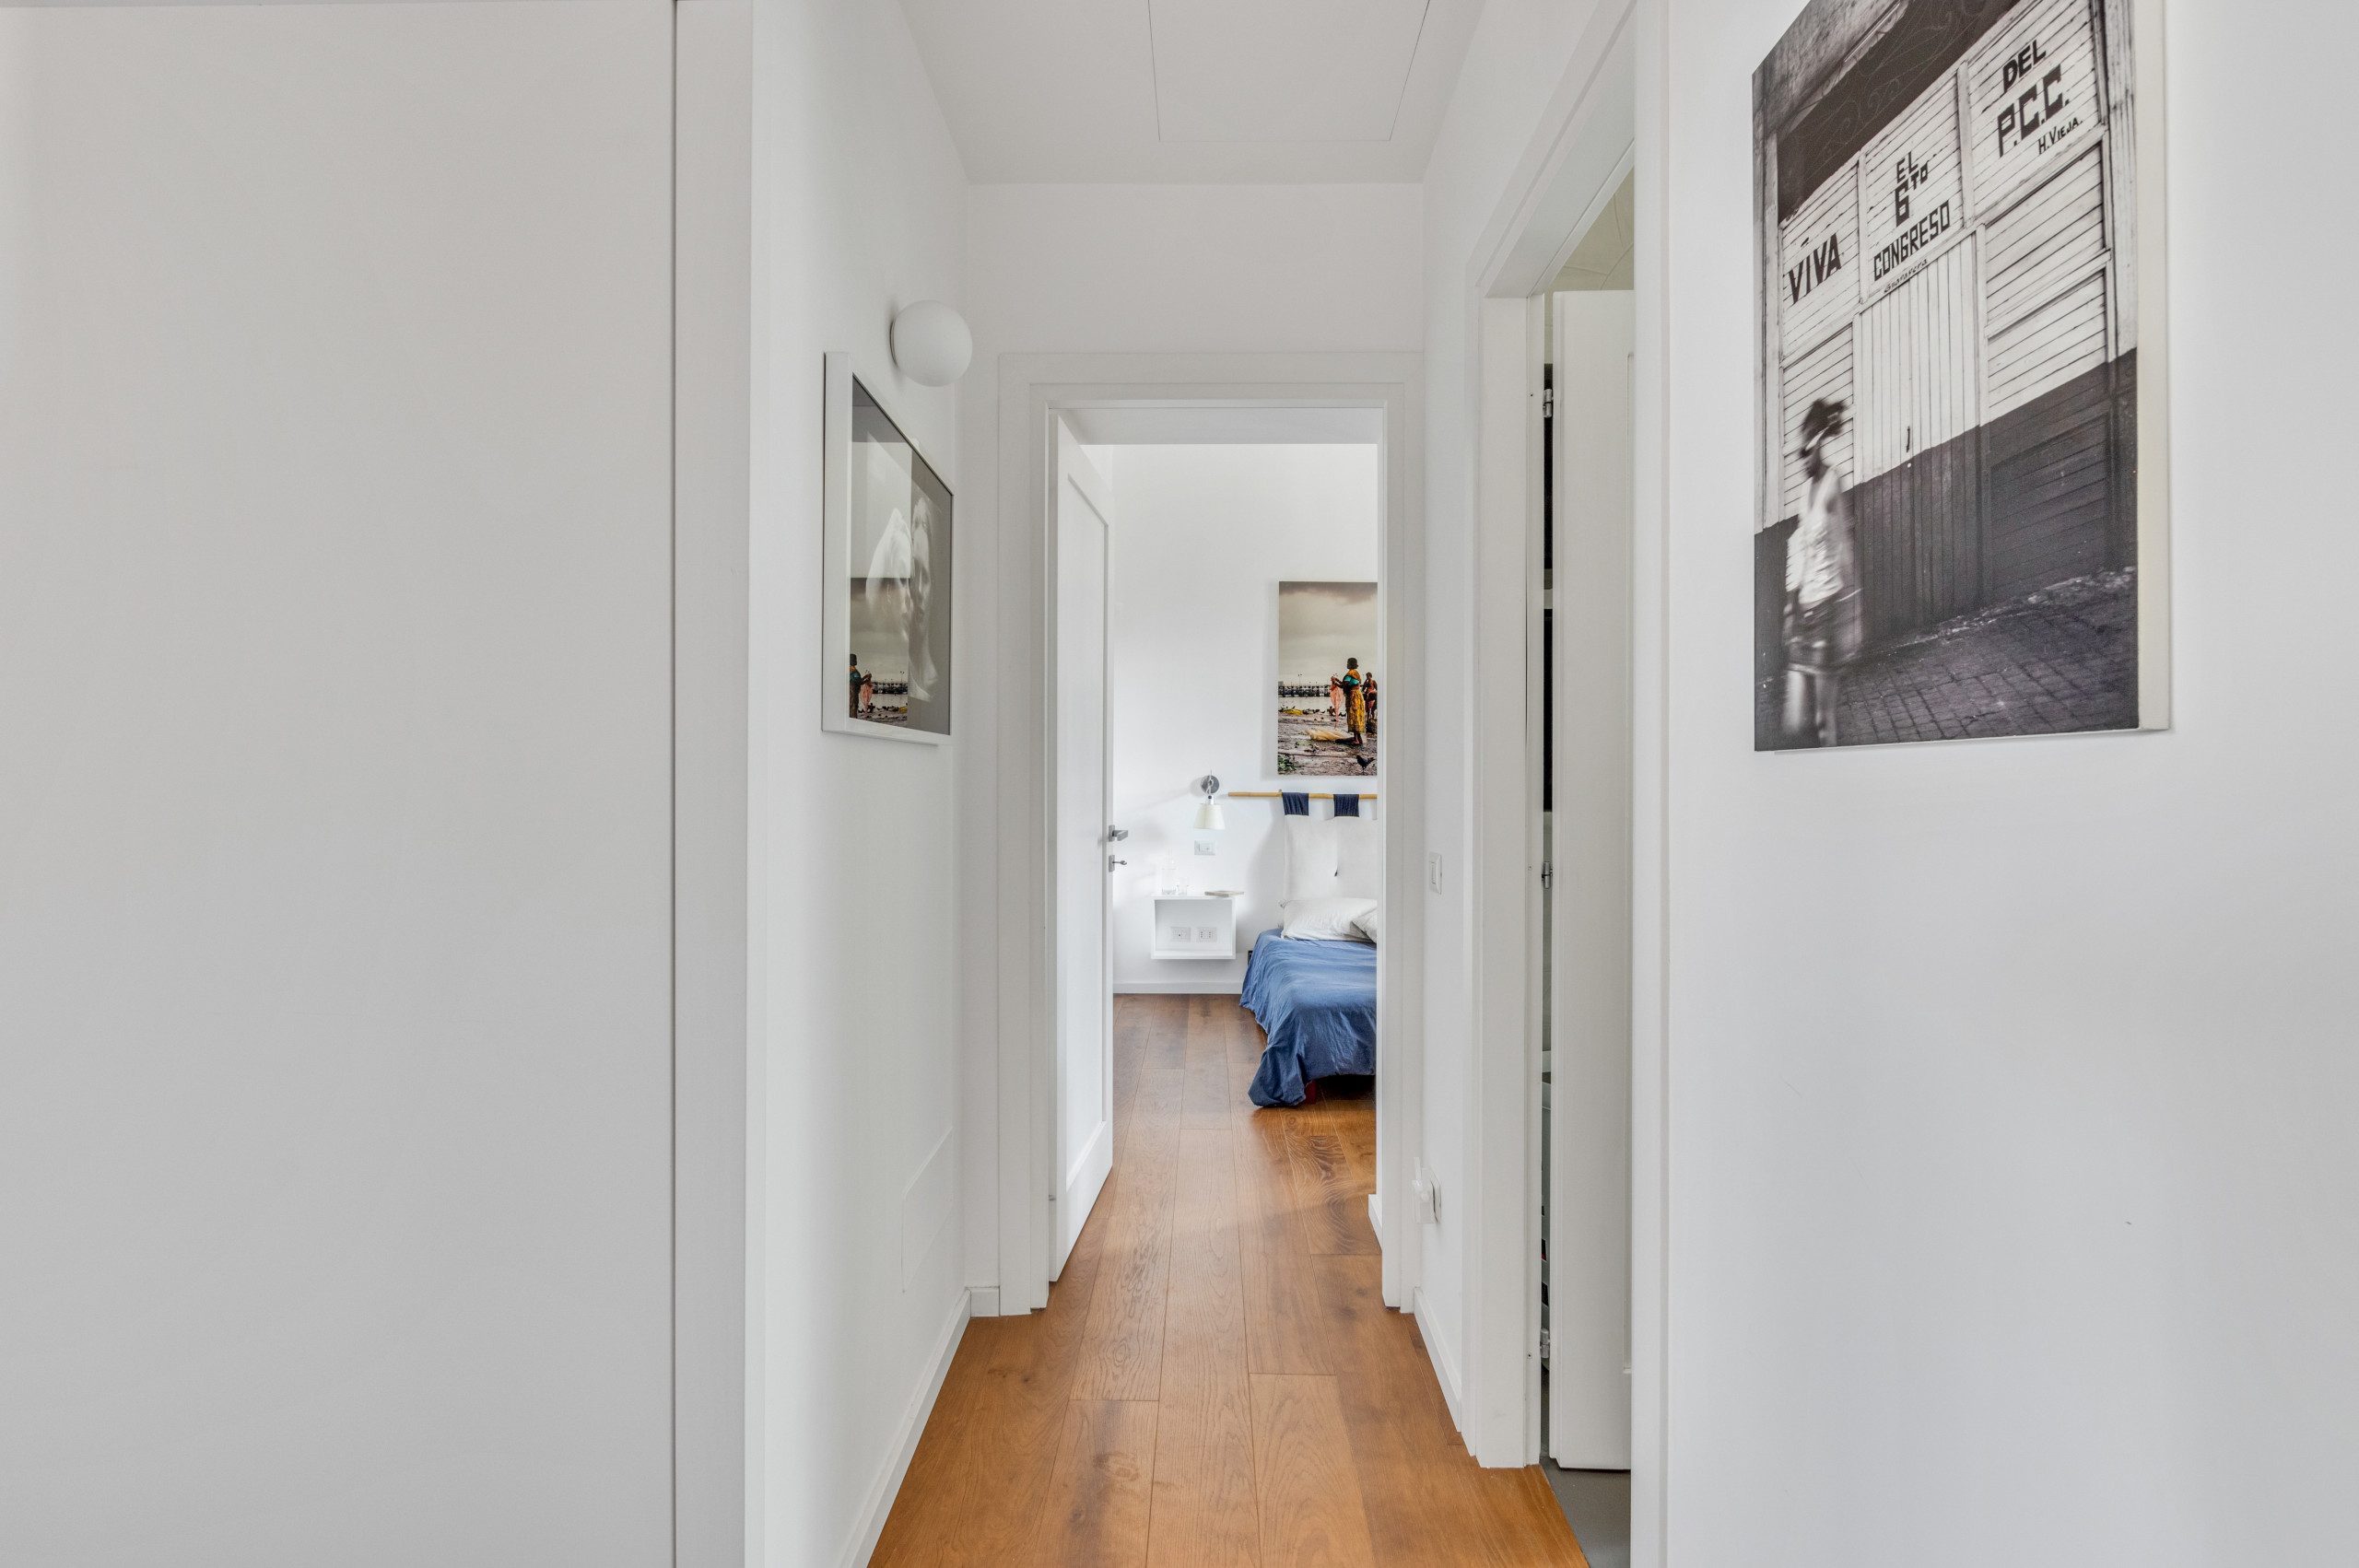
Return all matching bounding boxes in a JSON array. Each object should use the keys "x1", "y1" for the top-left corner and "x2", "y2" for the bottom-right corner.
[
  {"x1": 1242, "y1": 928, "x2": 1377, "y2": 1106},
  {"x1": 1241, "y1": 810, "x2": 1381, "y2": 1107}
]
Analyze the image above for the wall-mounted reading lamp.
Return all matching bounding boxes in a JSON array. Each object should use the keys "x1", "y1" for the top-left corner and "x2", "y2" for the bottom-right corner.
[{"x1": 1192, "y1": 775, "x2": 1225, "y2": 832}]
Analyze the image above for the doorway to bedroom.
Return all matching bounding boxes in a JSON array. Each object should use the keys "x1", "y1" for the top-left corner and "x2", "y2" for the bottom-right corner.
[
  {"x1": 1058, "y1": 407, "x2": 1386, "y2": 1277},
  {"x1": 874, "y1": 397, "x2": 1579, "y2": 1562},
  {"x1": 992, "y1": 360, "x2": 1420, "y2": 1336}
]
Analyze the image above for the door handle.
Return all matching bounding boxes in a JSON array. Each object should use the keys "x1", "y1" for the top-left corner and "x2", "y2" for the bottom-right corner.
[{"x1": 1108, "y1": 825, "x2": 1130, "y2": 841}]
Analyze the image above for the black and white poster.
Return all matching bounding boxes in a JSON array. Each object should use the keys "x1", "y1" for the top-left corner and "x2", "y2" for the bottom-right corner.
[
  {"x1": 823, "y1": 355, "x2": 954, "y2": 743},
  {"x1": 1755, "y1": 0, "x2": 2166, "y2": 749}
]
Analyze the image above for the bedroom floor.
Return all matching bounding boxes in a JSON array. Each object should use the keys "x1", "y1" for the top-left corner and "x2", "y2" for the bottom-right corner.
[{"x1": 869, "y1": 993, "x2": 1590, "y2": 1567}]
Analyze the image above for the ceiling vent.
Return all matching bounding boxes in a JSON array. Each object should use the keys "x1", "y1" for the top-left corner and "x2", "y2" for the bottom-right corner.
[{"x1": 1149, "y1": 0, "x2": 1432, "y2": 143}]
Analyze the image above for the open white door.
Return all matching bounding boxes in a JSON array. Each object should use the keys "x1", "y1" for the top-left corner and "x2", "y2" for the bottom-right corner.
[
  {"x1": 1549, "y1": 291, "x2": 1635, "y2": 1467},
  {"x1": 1051, "y1": 422, "x2": 1115, "y2": 1278}
]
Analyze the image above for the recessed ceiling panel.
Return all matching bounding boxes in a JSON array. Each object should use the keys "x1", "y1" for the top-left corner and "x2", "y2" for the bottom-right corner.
[
  {"x1": 1150, "y1": 0, "x2": 1432, "y2": 143},
  {"x1": 897, "y1": 0, "x2": 1481, "y2": 181}
]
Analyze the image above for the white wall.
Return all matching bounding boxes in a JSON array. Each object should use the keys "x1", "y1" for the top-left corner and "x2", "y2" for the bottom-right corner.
[
  {"x1": 0, "y1": 6, "x2": 675, "y2": 1562},
  {"x1": 958, "y1": 183, "x2": 1422, "y2": 1301},
  {"x1": 1652, "y1": 3, "x2": 2359, "y2": 1565},
  {"x1": 674, "y1": 5, "x2": 754, "y2": 1562},
  {"x1": 1414, "y1": 0, "x2": 1613, "y2": 1437},
  {"x1": 745, "y1": 1, "x2": 970, "y2": 1563},
  {"x1": 1099, "y1": 444, "x2": 1381, "y2": 992}
]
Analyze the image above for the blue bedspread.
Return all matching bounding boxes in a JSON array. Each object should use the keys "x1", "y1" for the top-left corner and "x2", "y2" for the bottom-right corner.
[{"x1": 1241, "y1": 928, "x2": 1377, "y2": 1106}]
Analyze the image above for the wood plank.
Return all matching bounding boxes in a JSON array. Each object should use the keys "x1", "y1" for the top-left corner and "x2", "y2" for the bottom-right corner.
[
  {"x1": 1249, "y1": 1375, "x2": 1380, "y2": 1568},
  {"x1": 1147, "y1": 1128, "x2": 1261, "y2": 1568},
  {"x1": 1115, "y1": 995, "x2": 1155, "y2": 1048},
  {"x1": 870, "y1": 1172, "x2": 1120, "y2": 1568},
  {"x1": 1113, "y1": 1048, "x2": 1143, "y2": 1128},
  {"x1": 867, "y1": 1317, "x2": 993, "y2": 1568},
  {"x1": 1225, "y1": 1000, "x2": 1265, "y2": 1094},
  {"x1": 1182, "y1": 996, "x2": 1236, "y2": 1129},
  {"x1": 1074, "y1": 1068, "x2": 1182, "y2": 1399},
  {"x1": 1113, "y1": 999, "x2": 1151, "y2": 1118},
  {"x1": 1284, "y1": 1111, "x2": 1379, "y2": 1256},
  {"x1": 1115, "y1": 1060, "x2": 1184, "y2": 1158},
  {"x1": 1465, "y1": 1469, "x2": 1593, "y2": 1568},
  {"x1": 1031, "y1": 1399, "x2": 1159, "y2": 1568},
  {"x1": 1309, "y1": 1255, "x2": 1589, "y2": 1568},
  {"x1": 1323, "y1": 1090, "x2": 1379, "y2": 1196},
  {"x1": 1137, "y1": 993, "x2": 1190, "y2": 1073},
  {"x1": 1308, "y1": 1254, "x2": 1459, "y2": 1457},
  {"x1": 1233, "y1": 1111, "x2": 1331, "y2": 1375}
]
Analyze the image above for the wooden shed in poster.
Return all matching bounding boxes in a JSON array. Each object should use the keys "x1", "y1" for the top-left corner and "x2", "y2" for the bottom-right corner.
[{"x1": 1755, "y1": 0, "x2": 2142, "y2": 681}]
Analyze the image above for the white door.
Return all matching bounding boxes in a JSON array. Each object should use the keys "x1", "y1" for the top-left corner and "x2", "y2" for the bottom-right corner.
[
  {"x1": 1051, "y1": 421, "x2": 1116, "y2": 1277},
  {"x1": 1549, "y1": 291, "x2": 1635, "y2": 1467}
]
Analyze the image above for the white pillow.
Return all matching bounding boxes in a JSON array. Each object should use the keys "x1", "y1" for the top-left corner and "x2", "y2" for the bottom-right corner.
[
  {"x1": 1332, "y1": 817, "x2": 1382, "y2": 900},
  {"x1": 1282, "y1": 896, "x2": 1379, "y2": 942},
  {"x1": 1282, "y1": 817, "x2": 1341, "y2": 902},
  {"x1": 1351, "y1": 907, "x2": 1381, "y2": 944}
]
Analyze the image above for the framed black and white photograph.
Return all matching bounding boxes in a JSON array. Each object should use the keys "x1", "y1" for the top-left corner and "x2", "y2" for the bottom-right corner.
[
  {"x1": 1755, "y1": 0, "x2": 2167, "y2": 749},
  {"x1": 824, "y1": 353, "x2": 952, "y2": 743},
  {"x1": 1274, "y1": 579, "x2": 1379, "y2": 777}
]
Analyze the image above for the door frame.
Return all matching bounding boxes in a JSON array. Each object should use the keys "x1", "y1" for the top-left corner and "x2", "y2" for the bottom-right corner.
[
  {"x1": 993, "y1": 352, "x2": 1425, "y2": 1316},
  {"x1": 1452, "y1": 0, "x2": 1657, "y2": 1481}
]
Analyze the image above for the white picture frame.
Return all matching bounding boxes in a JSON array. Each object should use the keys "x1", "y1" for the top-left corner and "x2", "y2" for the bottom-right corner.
[
  {"x1": 822, "y1": 352, "x2": 953, "y2": 744},
  {"x1": 1750, "y1": 0, "x2": 2166, "y2": 750}
]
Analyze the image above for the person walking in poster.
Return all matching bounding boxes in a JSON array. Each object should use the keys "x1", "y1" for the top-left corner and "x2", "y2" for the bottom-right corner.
[
  {"x1": 1783, "y1": 398, "x2": 1860, "y2": 746},
  {"x1": 1343, "y1": 658, "x2": 1367, "y2": 743}
]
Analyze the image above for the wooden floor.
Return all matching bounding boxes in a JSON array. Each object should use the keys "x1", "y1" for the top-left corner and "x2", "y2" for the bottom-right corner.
[{"x1": 871, "y1": 994, "x2": 1588, "y2": 1568}]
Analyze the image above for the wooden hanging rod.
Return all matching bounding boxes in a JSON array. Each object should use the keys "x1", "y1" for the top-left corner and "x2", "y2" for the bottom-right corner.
[{"x1": 1226, "y1": 791, "x2": 1377, "y2": 800}]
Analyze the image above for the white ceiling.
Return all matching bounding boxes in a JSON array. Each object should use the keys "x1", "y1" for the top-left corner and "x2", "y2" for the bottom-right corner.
[{"x1": 896, "y1": 0, "x2": 1485, "y2": 182}]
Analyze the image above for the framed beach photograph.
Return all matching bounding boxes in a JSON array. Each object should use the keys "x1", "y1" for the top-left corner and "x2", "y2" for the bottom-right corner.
[
  {"x1": 1754, "y1": 0, "x2": 2168, "y2": 749},
  {"x1": 823, "y1": 353, "x2": 953, "y2": 743},
  {"x1": 1274, "y1": 580, "x2": 1379, "y2": 778}
]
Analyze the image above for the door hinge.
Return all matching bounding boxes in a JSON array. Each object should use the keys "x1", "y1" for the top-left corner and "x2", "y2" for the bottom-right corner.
[
  {"x1": 1542, "y1": 387, "x2": 1555, "y2": 418},
  {"x1": 1540, "y1": 1328, "x2": 1553, "y2": 1361},
  {"x1": 1541, "y1": 860, "x2": 1553, "y2": 889}
]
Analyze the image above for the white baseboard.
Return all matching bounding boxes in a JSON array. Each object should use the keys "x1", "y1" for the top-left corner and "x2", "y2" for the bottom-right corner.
[
  {"x1": 839, "y1": 1284, "x2": 973, "y2": 1568},
  {"x1": 1112, "y1": 979, "x2": 1245, "y2": 995},
  {"x1": 968, "y1": 1284, "x2": 1002, "y2": 1318},
  {"x1": 1412, "y1": 1287, "x2": 1467, "y2": 1437},
  {"x1": 1367, "y1": 1192, "x2": 1382, "y2": 1245}
]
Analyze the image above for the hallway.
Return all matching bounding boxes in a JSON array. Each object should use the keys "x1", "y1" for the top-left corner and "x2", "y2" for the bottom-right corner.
[{"x1": 872, "y1": 995, "x2": 1585, "y2": 1567}]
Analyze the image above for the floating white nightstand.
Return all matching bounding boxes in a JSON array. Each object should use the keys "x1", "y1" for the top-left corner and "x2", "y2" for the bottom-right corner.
[{"x1": 1151, "y1": 893, "x2": 1239, "y2": 961}]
